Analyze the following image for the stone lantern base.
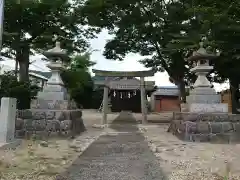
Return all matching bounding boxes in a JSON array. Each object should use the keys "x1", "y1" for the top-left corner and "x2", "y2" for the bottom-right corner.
[
  {"x1": 183, "y1": 87, "x2": 228, "y2": 113},
  {"x1": 181, "y1": 103, "x2": 228, "y2": 113},
  {"x1": 37, "y1": 85, "x2": 68, "y2": 102}
]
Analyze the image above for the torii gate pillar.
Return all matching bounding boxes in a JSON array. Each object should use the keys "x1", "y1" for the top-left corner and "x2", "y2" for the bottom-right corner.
[{"x1": 102, "y1": 84, "x2": 108, "y2": 124}]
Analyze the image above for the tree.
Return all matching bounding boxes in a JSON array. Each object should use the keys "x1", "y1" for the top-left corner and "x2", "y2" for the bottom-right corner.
[
  {"x1": 0, "y1": 71, "x2": 40, "y2": 109},
  {"x1": 70, "y1": 52, "x2": 95, "y2": 71},
  {"x1": 61, "y1": 53, "x2": 95, "y2": 108},
  {"x1": 183, "y1": 0, "x2": 240, "y2": 113},
  {"x1": 3, "y1": 0, "x2": 98, "y2": 82},
  {"x1": 81, "y1": 0, "x2": 204, "y2": 102}
]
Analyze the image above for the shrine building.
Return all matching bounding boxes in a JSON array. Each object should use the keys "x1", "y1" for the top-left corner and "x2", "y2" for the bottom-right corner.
[
  {"x1": 93, "y1": 75, "x2": 182, "y2": 113},
  {"x1": 150, "y1": 86, "x2": 180, "y2": 112},
  {"x1": 93, "y1": 75, "x2": 155, "y2": 113}
]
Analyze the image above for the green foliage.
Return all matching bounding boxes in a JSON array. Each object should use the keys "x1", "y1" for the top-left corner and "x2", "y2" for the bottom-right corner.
[
  {"x1": 197, "y1": 0, "x2": 240, "y2": 79},
  {"x1": 61, "y1": 54, "x2": 95, "y2": 108},
  {"x1": 70, "y1": 53, "x2": 96, "y2": 71},
  {"x1": 3, "y1": 0, "x2": 99, "y2": 81},
  {"x1": 81, "y1": 0, "x2": 200, "y2": 101},
  {"x1": 91, "y1": 88, "x2": 103, "y2": 109},
  {"x1": 81, "y1": 0, "x2": 240, "y2": 104},
  {"x1": 4, "y1": 0, "x2": 97, "y2": 52},
  {"x1": 178, "y1": 0, "x2": 240, "y2": 112},
  {"x1": 0, "y1": 71, "x2": 40, "y2": 109},
  {"x1": 61, "y1": 69, "x2": 94, "y2": 108}
]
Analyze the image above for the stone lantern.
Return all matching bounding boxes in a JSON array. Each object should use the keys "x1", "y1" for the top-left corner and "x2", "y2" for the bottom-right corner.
[
  {"x1": 29, "y1": 41, "x2": 83, "y2": 137},
  {"x1": 37, "y1": 41, "x2": 70, "y2": 102},
  {"x1": 188, "y1": 41, "x2": 217, "y2": 91},
  {"x1": 184, "y1": 41, "x2": 228, "y2": 113}
]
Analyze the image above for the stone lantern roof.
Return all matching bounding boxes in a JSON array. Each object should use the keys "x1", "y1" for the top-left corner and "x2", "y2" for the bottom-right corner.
[
  {"x1": 187, "y1": 41, "x2": 218, "y2": 62},
  {"x1": 43, "y1": 41, "x2": 70, "y2": 62}
]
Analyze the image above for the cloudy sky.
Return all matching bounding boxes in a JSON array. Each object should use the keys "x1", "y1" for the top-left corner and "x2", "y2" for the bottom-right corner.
[
  {"x1": 89, "y1": 30, "x2": 229, "y2": 91},
  {"x1": 89, "y1": 30, "x2": 174, "y2": 86}
]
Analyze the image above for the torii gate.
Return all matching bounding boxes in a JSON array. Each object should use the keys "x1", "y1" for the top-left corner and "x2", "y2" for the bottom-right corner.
[{"x1": 92, "y1": 69, "x2": 155, "y2": 124}]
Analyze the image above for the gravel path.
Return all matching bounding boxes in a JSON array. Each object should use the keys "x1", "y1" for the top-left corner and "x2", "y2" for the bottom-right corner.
[{"x1": 58, "y1": 121, "x2": 166, "y2": 180}]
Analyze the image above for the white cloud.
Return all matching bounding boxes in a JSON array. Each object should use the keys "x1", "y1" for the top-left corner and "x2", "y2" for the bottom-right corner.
[{"x1": 0, "y1": 55, "x2": 50, "y2": 72}]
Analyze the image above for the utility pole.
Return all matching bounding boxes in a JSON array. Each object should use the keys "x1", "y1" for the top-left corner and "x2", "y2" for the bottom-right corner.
[{"x1": 0, "y1": 0, "x2": 4, "y2": 51}]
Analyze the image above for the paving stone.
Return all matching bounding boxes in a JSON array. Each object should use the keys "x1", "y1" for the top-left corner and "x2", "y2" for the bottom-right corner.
[
  {"x1": 183, "y1": 114, "x2": 199, "y2": 122},
  {"x1": 196, "y1": 122, "x2": 210, "y2": 133},
  {"x1": 15, "y1": 118, "x2": 24, "y2": 130},
  {"x1": 209, "y1": 134, "x2": 231, "y2": 143},
  {"x1": 209, "y1": 122, "x2": 223, "y2": 133},
  {"x1": 222, "y1": 122, "x2": 234, "y2": 132},
  {"x1": 233, "y1": 123, "x2": 240, "y2": 131},
  {"x1": 191, "y1": 134, "x2": 210, "y2": 142},
  {"x1": 229, "y1": 115, "x2": 240, "y2": 122}
]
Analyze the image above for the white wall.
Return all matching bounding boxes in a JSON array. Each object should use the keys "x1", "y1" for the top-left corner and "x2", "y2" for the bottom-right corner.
[
  {"x1": 0, "y1": 56, "x2": 50, "y2": 89},
  {"x1": 0, "y1": 55, "x2": 50, "y2": 72}
]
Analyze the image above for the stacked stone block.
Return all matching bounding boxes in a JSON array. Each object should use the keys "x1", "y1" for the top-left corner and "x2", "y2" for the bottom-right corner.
[
  {"x1": 168, "y1": 112, "x2": 240, "y2": 143},
  {"x1": 15, "y1": 99, "x2": 85, "y2": 138}
]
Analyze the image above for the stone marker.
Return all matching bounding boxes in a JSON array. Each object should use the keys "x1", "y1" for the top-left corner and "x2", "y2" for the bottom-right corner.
[{"x1": 0, "y1": 97, "x2": 21, "y2": 149}]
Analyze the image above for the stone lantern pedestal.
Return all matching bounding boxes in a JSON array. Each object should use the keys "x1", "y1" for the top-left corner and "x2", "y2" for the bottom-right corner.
[
  {"x1": 37, "y1": 62, "x2": 68, "y2": 101},
  {"x1": 184, "y1": 42, "x2": 228, "y2": 113}
]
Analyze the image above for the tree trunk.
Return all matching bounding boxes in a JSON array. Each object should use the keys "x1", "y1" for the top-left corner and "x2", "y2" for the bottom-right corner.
[
  {"x1": 16, "y1": 44, "x2": 30, "y2": 82},
  {"x1": 178, "y1": 79, "x2": 186, "y2": 103},
  {"x1": 14, "y1": 60, "x2": 18, "y2": 77},
  {"x1": 229, "y1": 79, "x2": 240, "y2": 114},
  {"x1": 173, "y1": 77, "x2": 186, "y2": 103}
]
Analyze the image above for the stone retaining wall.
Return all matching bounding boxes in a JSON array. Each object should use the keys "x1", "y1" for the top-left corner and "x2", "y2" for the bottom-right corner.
[
  {"x1": 173, "y1": 112, "x2": 240, "y2": 122},
  {"x1": 169, "y1": 112, "x2": 240, "y2": 143},
  {"x1": 15, "y1": 109, "x2": 85, "y2": 138}
]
